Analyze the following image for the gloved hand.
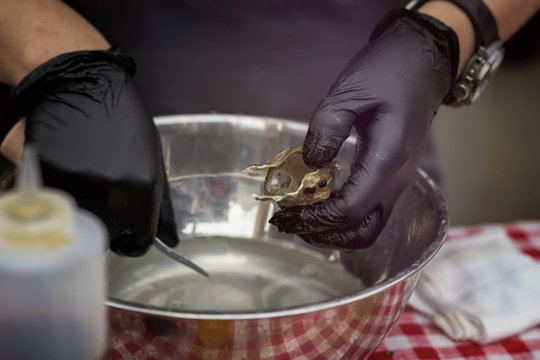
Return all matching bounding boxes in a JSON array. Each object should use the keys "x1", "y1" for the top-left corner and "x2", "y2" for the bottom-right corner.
[
  {"x1": 11, "y1": 48, "x2": 179, "y2": 256},
  {"x1": 270, "y1": 9, "x2": 459, "y2": 250}
]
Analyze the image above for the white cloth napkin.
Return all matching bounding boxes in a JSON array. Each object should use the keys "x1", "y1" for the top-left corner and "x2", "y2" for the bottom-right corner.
[{"x1": 409, "y1": 227, "x2": 540, "y2": 344}]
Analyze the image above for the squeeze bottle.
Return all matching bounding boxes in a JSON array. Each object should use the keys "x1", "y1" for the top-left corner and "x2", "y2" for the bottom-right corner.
[{"x1": 0, "y1": 149, "x2": 107, "y2": 360}]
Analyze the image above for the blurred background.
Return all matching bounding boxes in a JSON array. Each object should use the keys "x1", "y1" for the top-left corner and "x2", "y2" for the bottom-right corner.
[{"x1": 432, "y1": 14, "x2": 540, "y2": 226}]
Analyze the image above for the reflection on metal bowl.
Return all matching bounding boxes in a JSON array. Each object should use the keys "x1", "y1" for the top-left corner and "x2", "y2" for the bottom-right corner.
[{"x1": 105, "y1": 114, "x2": 448, "y2": 359}]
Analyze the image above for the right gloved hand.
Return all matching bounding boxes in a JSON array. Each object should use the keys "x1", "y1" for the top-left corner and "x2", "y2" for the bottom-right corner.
[
  {"x1": 11, "y1": 48, "x2": 179, "y2": 256},
  {"x1": 270, "y1": 9, "x2": 458, "y2": 250}
]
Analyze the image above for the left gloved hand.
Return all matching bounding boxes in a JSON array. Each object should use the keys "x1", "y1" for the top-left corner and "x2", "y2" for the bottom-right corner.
[
  {"x1": 11, "y1": 48, "x2": 179, "y2": 256},
  {"x1": 270, "y1": 9, "x2": 459, "y2": 250}
]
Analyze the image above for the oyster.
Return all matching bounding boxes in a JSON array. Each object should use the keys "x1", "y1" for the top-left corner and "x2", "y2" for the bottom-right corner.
[{"x1": 242, "y1": 145, "x2": 339, "y2": 208}]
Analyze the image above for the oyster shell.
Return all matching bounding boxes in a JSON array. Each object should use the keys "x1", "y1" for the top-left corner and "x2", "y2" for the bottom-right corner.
[{"x1": 242, "y1": 145, "x2": 339, "y2": 208}]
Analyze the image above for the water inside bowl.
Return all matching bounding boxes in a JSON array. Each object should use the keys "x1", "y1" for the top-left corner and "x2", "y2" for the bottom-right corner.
[
  {"x1": 107, "y1": 174, "x2": 365, "y2": 313},
  {"x1": 112, "y1": 236, "x2": 365, "y2": 312}
]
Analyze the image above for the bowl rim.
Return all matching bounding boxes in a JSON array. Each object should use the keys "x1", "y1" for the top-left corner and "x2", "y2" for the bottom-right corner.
[{"x1": 105, "y1": 114, "x2": 448, "y2": 320}]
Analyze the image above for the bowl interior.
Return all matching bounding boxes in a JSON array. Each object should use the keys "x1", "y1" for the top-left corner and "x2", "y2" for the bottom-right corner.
[{"x1": 106, "y1": 114, "x2": 447, "y2": 315}]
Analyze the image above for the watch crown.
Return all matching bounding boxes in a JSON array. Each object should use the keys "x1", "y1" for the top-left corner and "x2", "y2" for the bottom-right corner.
[{"x1": 453, "y1": 83, "x2": 470, "y2": 103}]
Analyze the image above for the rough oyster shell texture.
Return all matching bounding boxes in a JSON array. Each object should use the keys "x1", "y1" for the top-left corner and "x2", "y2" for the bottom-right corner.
[{"x1": 242, "y1": 145, "x2": 340, "y2": 208}]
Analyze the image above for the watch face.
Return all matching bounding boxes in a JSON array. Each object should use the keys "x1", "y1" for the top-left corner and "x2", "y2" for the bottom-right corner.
[
  {"x1": 473, "y1": 46, "x2": 505, "y2": 103},
  {"x1": 487, "y1": 48, "x2": 505, "y2": 77}
]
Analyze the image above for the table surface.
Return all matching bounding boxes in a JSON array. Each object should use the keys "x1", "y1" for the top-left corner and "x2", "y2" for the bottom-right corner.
[{"x1": 369, "y1": 219, "x2": 540, "y2": 360}]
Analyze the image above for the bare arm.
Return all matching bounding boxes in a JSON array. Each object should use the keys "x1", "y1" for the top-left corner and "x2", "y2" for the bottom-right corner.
[
  {"x1": 0, "y1": 0, "x2": 109, "y2": 87},
  {"x1": 0, "y1": 0, "x2": 109, "y2": 161},
  {"x1": 419, "y1": 0, "x2": 540, "y2": 76}
]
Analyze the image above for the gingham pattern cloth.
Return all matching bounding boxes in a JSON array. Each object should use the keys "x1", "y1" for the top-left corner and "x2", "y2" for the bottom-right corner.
[
  {"x1": 109, "y1": 281, "x2": 412, "y2": 359},
  {"x1": 370, "y1": 220, "x2": 540, "y2": 360}
]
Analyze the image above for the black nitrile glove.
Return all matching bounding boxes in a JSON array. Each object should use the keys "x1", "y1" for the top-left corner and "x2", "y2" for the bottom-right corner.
[
  {"x1": 11, "y1": 48, "x2": 179, "y2": 256},
  {"x1": 270, "y1": 9, "x2": 459, "y2": 250}
]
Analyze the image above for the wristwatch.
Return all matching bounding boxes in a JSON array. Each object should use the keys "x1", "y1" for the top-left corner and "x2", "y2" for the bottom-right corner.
[{"x1": 406, "y1": 0, "x2": 505, "y2": 106}]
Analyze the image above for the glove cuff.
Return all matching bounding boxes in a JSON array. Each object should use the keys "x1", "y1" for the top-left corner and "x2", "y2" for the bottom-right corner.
[
  {"x1": 370, "y1": 8, "x2": 460, "y2": 100},
  {"x1": 10, "y1": 47, "x2": 136, "y2": 122}
]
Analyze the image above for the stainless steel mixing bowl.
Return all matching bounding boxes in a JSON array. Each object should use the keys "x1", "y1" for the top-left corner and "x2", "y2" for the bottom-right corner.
[{"x1": 106, "y1": 114, "x2": 448, "y2": 359}]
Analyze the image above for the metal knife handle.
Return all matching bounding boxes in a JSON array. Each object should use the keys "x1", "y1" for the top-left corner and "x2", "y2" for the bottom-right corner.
[{"x1": 154, "y1": 237, "x2": 209, "y2": 278}]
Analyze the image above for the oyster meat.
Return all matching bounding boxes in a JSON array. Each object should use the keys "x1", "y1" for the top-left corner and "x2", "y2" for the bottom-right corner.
[{"x1": 242, "y1": 145, "x2": 339, "y2": 208}]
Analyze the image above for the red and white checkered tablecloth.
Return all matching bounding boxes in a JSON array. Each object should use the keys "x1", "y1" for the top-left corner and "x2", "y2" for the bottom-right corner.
[
  {"x1": 370, "y1": 219, "x2": 540, "y2": 360},
  {"x1": 109, "y1": 281, "x2": 413, "y2": 360}
]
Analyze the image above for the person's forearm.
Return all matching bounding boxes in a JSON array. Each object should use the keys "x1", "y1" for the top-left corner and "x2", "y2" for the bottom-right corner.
[
  {"x1": 418, "y1": 0, "x2": 540, "y2": 76},
  {"x1": 0, "y1": 0, "x2": 109, "y2": 87},
  {"x1": 0, "y1": 0, "x2": 109, "y2": 161}
]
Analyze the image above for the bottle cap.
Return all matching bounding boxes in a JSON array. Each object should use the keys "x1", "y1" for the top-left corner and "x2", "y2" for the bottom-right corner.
[{"x1": 0, "y1": 147, "x2": 75, "y2": 251}]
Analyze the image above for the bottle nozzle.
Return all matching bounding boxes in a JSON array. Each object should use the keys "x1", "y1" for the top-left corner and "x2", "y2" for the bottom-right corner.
[{"x1": 10, "y1": 147, "x2": 47, "y2": 219}]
